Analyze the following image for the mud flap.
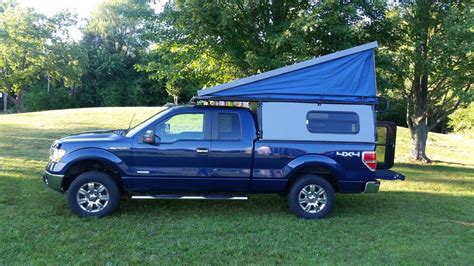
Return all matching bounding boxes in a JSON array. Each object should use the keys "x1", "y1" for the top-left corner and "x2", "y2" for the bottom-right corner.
[{"x1": 375, "y1": 169, "x2": 405, "y2": 180}]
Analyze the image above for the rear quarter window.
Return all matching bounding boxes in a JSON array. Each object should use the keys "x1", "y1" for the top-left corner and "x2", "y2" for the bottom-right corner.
[
  {"x1": 306, "y1": 111, "x2": 359, "y2": 134},
  {"x1": 218, "y1": 113, "x2": 242, "y2": 140}
]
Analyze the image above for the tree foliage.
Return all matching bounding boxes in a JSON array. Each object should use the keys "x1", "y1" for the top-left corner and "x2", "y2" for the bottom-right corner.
[
  {"x1": 78, "y1": 0, "x2": 168, "y2": 107},
  {"x1": 137, "y1": 0, "x2": 393, "y2": 103},
  {"x1": 448, "y1": 103, "x2": 474, "y2": 136}
]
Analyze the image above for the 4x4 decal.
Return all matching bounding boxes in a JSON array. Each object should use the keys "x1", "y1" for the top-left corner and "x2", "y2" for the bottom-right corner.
[{"x1": 336, "y1": 151, "x2": 361, "y2": 157}]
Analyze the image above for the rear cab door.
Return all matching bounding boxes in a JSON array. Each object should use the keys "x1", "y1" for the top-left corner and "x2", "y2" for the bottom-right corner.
[
  {"x1": 208, "y1": 108, "x2": 256, "y2": 193},
  {"x1": 376, "y1": 121, "x2": 405, "y2": 180}
]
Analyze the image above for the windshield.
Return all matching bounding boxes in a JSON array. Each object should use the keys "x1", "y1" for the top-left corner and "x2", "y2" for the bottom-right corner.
[{"x1": 126, "y1": 108, "x2": 172, "y2": 137}]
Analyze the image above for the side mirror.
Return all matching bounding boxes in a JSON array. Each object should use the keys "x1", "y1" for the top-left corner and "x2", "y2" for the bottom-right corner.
[{"x1": 142, "y1": 129, "x2": 155, "y2": 144}]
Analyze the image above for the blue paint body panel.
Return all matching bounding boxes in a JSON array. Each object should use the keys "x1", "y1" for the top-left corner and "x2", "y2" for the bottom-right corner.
[
  {"x1": 252, "y1": 141, "x2": 375, "y2": 192},
  {"x1": 45, "y1": 105, "x2": 403, "y2": 194}
]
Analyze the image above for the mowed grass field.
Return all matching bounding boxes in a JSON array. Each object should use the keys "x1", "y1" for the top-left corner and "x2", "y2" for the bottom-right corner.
[{"x1": 0, "y1": 107, "x2": 473, "y2": 264}]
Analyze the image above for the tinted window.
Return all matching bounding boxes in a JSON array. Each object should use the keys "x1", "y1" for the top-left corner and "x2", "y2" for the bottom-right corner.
[
  {"x1": 306, "y1": 111, "x2": 359, "y2": 134},
  {"x1": 218, "y1": 113, "x2": 241, "y2": 140},
  {"x1": 155, "y1": 113, "x2": 204, "y2": 142}
]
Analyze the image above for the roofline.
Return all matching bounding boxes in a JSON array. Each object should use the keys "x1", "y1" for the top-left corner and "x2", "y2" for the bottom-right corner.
[
  {"x1": 197, "y1": 41, "x2": 378, "y2": 97},
  {"x1": 192, "y1": 96, "x2": 377, "y2": 105}
]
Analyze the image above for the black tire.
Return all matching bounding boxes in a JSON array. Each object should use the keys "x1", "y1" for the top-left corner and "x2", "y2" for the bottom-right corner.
[
  {"x1": 67, "y1": 171, "x2": 120, "y2": 218},
  {"x1": 287, "y1": 174, "x2": 335, "y2": 219}
]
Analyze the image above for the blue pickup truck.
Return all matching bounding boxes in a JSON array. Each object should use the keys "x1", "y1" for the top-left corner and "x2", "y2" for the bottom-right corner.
[{"x1": 43, "y1": 42, "x2": 404, "y2": 219}]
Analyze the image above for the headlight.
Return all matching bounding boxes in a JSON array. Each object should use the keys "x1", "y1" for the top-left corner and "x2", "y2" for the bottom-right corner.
[{"x1": 50, "y1": 146, "x2": 66, "y2": 162}]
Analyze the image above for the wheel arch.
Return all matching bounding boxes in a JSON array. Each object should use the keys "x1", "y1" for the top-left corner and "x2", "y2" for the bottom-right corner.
[
  {"x1": 285, "y1": 154, "x2": 345, "y2": 193},
  {"x1": 62, "y1": 159, "x2": 124, "y2": 192},
  {"x1": 60, "y1": 149, "x2": 127, "y2": 192}
]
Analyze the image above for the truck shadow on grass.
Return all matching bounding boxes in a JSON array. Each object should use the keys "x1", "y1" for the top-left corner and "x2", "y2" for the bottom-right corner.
[
  {"x1": 396, "y1": 162, "x2": 474, "y2": 175},
  {"x1": 394, "y1": 163, "x2": 474, "y2": 188}
]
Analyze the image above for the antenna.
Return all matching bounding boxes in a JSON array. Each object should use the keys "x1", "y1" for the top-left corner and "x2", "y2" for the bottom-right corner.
[{"x1": 127, "y1": 113, "x2": 136, "y2": 132}]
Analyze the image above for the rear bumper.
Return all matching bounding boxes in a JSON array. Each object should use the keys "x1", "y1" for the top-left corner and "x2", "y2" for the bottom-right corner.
[
  {"x1": 364, "y1": 169, "x2": 405, "y2": 193},
  {"x1": 364, "y1": 181, "x2": 380, "y2": 193},
  {"x1": 43, "y1": 171, "x2": 64, "y2": 192}
]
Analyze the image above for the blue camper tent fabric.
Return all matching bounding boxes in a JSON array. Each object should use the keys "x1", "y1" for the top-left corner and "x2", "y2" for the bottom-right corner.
[{"x1": 197, "y1": 47, "x2": 377, "y2": 104}]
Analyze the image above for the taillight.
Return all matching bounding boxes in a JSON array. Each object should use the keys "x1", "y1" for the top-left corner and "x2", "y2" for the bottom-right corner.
[{"x1": 362, "y1": 151, "x2": 377, "y2": 171}]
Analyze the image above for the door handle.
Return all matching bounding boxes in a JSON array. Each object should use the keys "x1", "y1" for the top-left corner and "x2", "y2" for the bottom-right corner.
[{"x1": 196, "y1": 148, "x2": 209, "y2": 155}]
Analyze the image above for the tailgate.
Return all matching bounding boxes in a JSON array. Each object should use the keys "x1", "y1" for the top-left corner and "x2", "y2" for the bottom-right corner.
[{"x1": 375, "y1": 169, "x2": 405, "y2": 180}]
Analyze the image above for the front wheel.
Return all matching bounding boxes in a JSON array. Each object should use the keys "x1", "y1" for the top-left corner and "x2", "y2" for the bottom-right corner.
[
  {"x1": 67, "y1": 171, "x2": 120, "y2": 218},
  {"x1": 287, "y1": 175, "x2": 335, "y2": 219}
]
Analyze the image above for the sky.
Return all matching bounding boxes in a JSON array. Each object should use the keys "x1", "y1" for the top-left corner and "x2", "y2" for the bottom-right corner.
[{"x1": 16, "y1": 0, "x2": 167, "y2": 40}]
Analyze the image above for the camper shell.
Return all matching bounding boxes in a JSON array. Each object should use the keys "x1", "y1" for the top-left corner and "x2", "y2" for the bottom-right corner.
[{"x1": 193, "y1": 41, "x2": 402, "y2": 181}]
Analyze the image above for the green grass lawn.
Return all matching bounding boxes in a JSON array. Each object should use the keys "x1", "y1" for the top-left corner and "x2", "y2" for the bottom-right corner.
[{"x1": 1, "y1": 107, "x2": 473, "y2": 264}]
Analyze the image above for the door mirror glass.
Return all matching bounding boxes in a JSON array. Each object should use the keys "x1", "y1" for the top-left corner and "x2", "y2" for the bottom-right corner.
[
  {"x1": 376, "y1": 121, "x2": 397, "y2": 169},
  {"x1": 142, "y1": 129, "x2": 155, "y2": 144}
]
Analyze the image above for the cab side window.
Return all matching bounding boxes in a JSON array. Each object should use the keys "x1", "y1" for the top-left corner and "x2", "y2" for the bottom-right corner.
[
  {"x1": 155, "y1": 113, "x2": 205, "y2": 143},
  {"x1": 218, "y1": 113, "x2": 241, "y2": 140}
]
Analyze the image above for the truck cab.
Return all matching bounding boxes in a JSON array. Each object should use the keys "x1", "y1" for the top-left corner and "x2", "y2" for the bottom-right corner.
[{"x1": 126, "y1": 106, "x2": 257, "y2": 194}]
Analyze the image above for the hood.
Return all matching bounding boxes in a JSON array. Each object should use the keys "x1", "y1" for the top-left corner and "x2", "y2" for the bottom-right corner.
[{"x1": 58, "y1": 129, "x2": 126, "y2": 144}]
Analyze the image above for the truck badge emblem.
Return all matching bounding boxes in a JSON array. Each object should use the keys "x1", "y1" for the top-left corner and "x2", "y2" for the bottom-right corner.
[{"x1": 336, "y1": 151, "x2": 361, "y2": 157}]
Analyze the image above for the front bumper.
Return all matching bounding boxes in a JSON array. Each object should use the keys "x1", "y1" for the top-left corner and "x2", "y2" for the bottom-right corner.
[
  {"x1": 364, "y1": 181, "x2": 380, "y2": 193},
  {"x1": 43, "y1": 171, "x2": 64, "y2": 192}
]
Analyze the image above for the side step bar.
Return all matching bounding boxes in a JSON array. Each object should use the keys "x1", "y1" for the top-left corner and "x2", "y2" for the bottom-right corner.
[{"x1": 132, "y1": 194, "x2": 248, "y2": 200}]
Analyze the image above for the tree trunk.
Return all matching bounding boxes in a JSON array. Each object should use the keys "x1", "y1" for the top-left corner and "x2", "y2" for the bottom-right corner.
[
  {"x1": 409, "y1": 117, "x2": 431, "y2": 163},
  {"x1": 14, "y1": 90, "x2": 25, "y2": 113},
  {"x1": 3, "y1": 91, "x2": 7, "y2": 113},
  {"x1": 406, "y1": 13, "x2": 431, "y2": 163},
  {"x1": 173, "y1": 95, "x2": 178, "y2": 105}
]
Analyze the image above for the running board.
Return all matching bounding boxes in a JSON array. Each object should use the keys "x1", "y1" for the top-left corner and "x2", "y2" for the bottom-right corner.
[{"x1": 132, "y1": 194, "x2": 248, "y2": 200}]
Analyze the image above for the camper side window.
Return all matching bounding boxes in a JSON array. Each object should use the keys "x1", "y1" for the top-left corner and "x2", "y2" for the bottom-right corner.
[{"x1": 306, "y1": 111, "x2": 359, "y2": 134}]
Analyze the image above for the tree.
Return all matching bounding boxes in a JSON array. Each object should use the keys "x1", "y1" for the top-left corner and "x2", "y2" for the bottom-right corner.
[
  {"x1": 0, "y1": 7, "x2": 48, "y2": 112},
  {"x1": 79, "y1": 0, "x2": 161, "y2": 107},
  {"x1": 0, "y1": 5, "x2": 82, "y2": 112},
  {"x1": 136, "y1": 42, "x2": 240, "y2": 104},
  {"x1": 141, "y1": 0, "x2": 391, "y2": 101},
  {"x1": 379, "y1": 1, "x2": 473, "y2": 162}
]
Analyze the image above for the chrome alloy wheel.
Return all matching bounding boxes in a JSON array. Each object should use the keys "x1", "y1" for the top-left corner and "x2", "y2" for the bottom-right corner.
[
  {"x1": 298, "y1": 184, "x2": 327, "y2": 213},
  {"x1": 76, "y1": 182, "x2": 110, "y2": 213}
]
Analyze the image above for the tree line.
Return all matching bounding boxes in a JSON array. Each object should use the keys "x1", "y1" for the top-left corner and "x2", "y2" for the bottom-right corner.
[{"x1": 0, "y1": 0, "x2": 472, "y2": 162}]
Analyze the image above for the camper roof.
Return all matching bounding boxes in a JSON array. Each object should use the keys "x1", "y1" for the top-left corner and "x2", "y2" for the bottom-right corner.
[{"x1": 196, "y1": 42, "x2": 378, "y2": 104}]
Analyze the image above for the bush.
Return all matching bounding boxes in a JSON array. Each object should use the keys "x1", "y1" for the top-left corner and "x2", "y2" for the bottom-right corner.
[
  {"x1": 377, "y1": 96, "x2": 407, "y2": 127},
  {"x1": 448, "y1": 103, "x2": 474, "y2": 135},
  {"x1": 24, "y1": 85, "x2": 79, "y2": 112}
]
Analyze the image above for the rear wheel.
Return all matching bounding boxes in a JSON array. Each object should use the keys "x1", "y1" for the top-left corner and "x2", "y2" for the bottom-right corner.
[
  {"x1": 287, "y1": 175, "x2": 335, "y2": 219},
  {"x1": 67, "y1": 171, "x2": 120, "y2": 218}
]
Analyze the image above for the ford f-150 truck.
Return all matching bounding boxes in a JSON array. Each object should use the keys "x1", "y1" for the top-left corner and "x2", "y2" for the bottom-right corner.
[{"x1": 43, "y1": 42, "x2": 405, "y2": 219}]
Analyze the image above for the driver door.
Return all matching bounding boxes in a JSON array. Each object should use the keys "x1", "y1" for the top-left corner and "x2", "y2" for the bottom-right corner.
[{"x1": 131, "y1": 111, "x2": 212, "y2": 193}]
